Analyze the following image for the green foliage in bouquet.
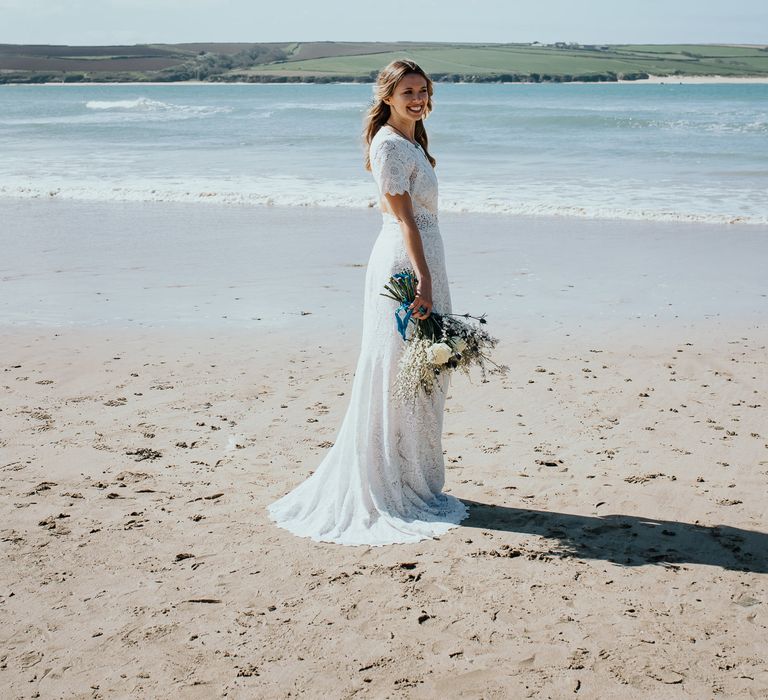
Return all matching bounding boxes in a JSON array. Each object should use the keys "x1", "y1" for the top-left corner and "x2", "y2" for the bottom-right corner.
[{"x1": 381, "y1": 269, "x2": 509, "y2": 402}]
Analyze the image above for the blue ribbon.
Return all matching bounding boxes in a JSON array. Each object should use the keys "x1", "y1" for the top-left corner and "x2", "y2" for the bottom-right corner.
[
  {"x1": 395, "y1": 300, "x2": 414, "y2": 341},
  {"x1": 392, "y1": 272, "x2": 415, "y2": 341}
]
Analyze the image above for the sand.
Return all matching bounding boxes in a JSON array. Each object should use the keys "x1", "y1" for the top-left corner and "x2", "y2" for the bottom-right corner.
[
  {"x1": 628, "y1": 75, "x2": 768, "y2": 84},
  {"x1": 1, "y1": 200, "x2": 767, "y2": 698}
]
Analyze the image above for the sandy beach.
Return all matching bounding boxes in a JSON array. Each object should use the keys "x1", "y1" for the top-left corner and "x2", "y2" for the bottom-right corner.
[
  {"x1": 2, "y1": 200, "x2": 767, "y2": 698},
  {"x1": 627, "y1": 75, "x2": 768, "y2": 84}
]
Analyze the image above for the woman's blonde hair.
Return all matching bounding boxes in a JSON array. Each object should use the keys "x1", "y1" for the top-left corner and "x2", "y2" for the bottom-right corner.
[{"x1": 363, "y1": 59, "x2": 436, "y2": 171}]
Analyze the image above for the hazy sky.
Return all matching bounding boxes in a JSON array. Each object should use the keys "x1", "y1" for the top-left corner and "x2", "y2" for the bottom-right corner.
[{"x1": 1, "y1": 0, "x2": 766, "y2": 45}]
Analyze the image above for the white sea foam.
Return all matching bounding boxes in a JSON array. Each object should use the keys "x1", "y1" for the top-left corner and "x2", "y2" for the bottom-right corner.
[
  {"x1": 644, "y1": 118, "x2": 768, "y2": 134},
  {"x1": 270, "y1": 101, "x2": 365, "y2": 112},
  {"x1": 1, "y1": 181, "x2": 765, "y2": 226},
  {"x1": 84, "y1": 97, "x2": 230, "y2": 115}
]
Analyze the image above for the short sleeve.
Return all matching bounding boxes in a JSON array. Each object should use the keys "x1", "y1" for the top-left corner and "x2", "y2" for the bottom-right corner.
[{"x1": 370, "y1": 137, "x2": 415, "y2": 196}]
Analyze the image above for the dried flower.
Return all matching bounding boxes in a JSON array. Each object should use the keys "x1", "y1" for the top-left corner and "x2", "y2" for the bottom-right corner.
[{"x1": 381, "y1": 269, "x2": 509, "y2": 402}]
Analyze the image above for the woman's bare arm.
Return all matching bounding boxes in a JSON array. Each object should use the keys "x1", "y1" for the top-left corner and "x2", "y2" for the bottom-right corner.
[{"x1": 382, "y1": 192, "x2": 432, "y2": 320}]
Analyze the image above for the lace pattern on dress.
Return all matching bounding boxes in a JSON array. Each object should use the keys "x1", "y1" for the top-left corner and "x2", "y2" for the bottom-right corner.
[
  {"x1": 369, "y1": 126, "x2": 439, "y2": 217},
  {"x1": 370, "y1": 138, "x2": 416, "y2": 196}
]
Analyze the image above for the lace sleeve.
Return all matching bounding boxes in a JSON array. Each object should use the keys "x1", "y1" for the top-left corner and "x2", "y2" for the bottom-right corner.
[{"x1": 370, "y1": 137, "x2": 416, "y2": 196}]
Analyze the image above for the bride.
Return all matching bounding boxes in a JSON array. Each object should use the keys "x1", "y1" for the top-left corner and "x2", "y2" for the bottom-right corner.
[{"x1": 267, "y1": 59, "x2": 469, "y2": 546}]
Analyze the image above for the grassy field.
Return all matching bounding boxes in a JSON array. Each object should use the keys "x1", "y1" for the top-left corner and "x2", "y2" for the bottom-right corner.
[
  {"x1": 251, "y1": 42, "x2": 768, "y2": 80},
  {"x1": 1, "y1": 41, "x2": 767, "y2": 83}
]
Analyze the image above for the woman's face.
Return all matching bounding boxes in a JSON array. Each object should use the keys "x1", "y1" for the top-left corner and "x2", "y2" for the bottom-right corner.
[{"x1": 386, "y1": 73, "x2": 429, "y2": 124}]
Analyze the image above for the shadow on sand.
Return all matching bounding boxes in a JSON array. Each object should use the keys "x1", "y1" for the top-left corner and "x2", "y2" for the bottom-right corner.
[{"x1": 460, "y1": 500, "x2": 768, "y2": 574}]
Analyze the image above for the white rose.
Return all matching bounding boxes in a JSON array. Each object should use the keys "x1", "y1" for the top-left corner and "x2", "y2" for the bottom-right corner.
[
  {"x1": 450, "y1": 337, "x2": 467, "y2": 354},
  {"x1": 426, "y1": 342, "x2": 453, "y2": 365}
]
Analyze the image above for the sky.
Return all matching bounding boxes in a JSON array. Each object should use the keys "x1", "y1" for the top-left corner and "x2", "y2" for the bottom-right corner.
[{"x1": 0, "y1": 0, "x2": 766, "y2": 46}]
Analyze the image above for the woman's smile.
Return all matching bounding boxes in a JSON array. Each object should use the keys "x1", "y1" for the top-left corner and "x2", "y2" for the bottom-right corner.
[{"x1": 382, "y1": 71, "x2": 431, "y2": 133}]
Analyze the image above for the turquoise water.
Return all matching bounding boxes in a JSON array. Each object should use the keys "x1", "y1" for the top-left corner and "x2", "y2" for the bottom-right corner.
[{"x1": 1, "y1": 82, "x2": 766, "y2": 223}]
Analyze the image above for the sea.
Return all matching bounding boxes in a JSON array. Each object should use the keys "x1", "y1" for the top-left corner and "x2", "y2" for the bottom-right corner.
[{"x1": 0, "y1": 81, "x2": 767, "y2": 225}]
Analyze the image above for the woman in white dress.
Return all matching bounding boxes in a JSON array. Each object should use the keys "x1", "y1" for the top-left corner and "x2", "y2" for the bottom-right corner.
[{"x1": 267, "y1": 60, "x2": 469, "y2": 546}]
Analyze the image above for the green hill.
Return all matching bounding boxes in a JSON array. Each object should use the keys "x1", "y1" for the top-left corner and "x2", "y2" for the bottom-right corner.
[{"x1": 1, "y1": 41, "x2": 767, "y2": 84}]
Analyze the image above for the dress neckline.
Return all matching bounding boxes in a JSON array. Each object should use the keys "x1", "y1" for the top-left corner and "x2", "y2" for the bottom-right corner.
[{"x1": 382, "y1": 124, "x2": 423, "y2": 151}]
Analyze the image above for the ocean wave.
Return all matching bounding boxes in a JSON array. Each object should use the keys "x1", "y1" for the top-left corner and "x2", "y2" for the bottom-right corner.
[
  {"x1": 270, "y1": 101, "x2": 365, "y2": 112},
  {"x1": 439, "y1": 198, "x2": 765, "y2": 225},
  {"x1": 633, "y1": 117, "x2": 768, "y2": 134},
  {"x1": 1, "y1": 183, "x2": 764, "y2": 226},
  {"x1": 84, "y1": 97, "x2": 231, "y2": 116},
  {"x1": 484, "y1": 113, "x2": 768, "y2": 134}
]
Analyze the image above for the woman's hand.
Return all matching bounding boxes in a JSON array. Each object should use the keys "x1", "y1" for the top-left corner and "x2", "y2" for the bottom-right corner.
[{"x1": 410, "y1": 273, "x2": 433, "y2": 320}]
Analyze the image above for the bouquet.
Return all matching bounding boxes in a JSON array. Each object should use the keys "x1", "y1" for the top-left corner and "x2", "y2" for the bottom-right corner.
[{"x1": 381, "y1": 270, "x2": 508, "y2": 402}]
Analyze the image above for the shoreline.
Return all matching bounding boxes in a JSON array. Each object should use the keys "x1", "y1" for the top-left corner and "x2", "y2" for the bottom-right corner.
[
  {"x1": 2, "y1": 75, "x2": 767, "y2": 87},
  {"x1": 1, "y1": 192, "x2": 765, "y2": 227},
  {"x1": 623, "y1": 74, "x2": 768, "y2": 84}
]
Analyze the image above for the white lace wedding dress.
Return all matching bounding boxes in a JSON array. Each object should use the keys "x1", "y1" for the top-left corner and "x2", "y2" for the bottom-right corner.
[{"x1": 266, "y1": 125, "x2": 469, "y2": 546}]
